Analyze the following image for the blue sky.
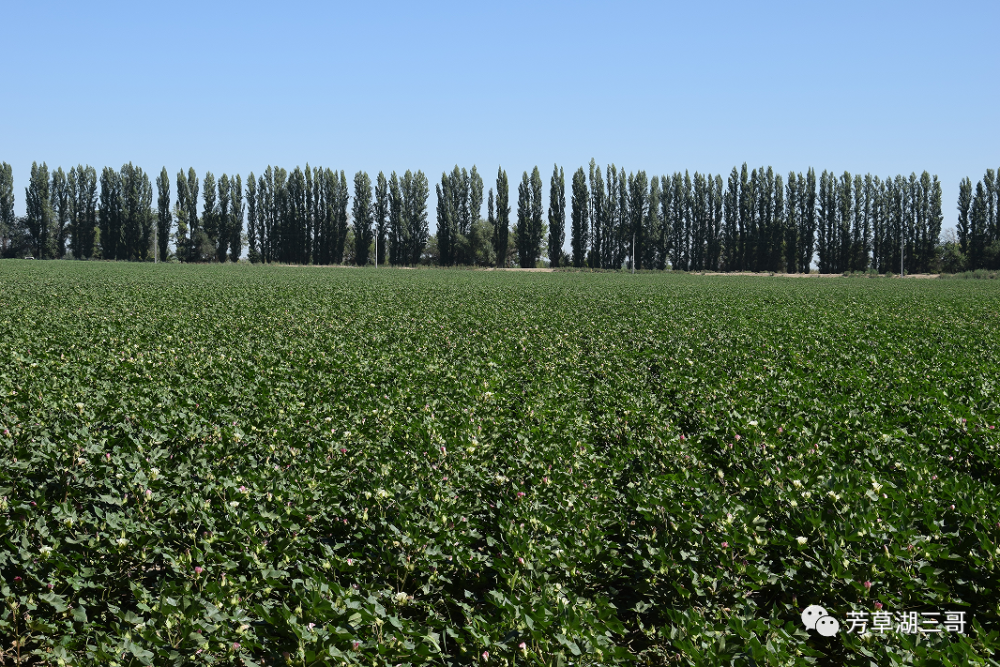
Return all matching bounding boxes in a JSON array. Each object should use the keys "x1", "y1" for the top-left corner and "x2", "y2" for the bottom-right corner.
[{"x1": 2, "y1": 0, "x2": 998, "y2": 235}]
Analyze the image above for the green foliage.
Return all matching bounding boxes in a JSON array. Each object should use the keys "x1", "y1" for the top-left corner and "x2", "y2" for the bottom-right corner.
[
  {"x1": 353, "y1": 171, "x2": 373, "y2": 266},
  {"x1": 494, "y1": 168, "x2": 510, "y2": 268},
  {"x1": 2, "y1": 264, "x2": 1000, "y2": 666},
  {"x1": 548, "y1": 165, "x2": 565, "y2": 269},
  {"x1": 570, "y1": 168, "x2": 589, "y2": 268},
  {"x1": 156, "y1": 168, "x2": 171, "y2": 262},
  {"x1": 0, "y1": 162, "x2": 13, "y2": 256},
  {"x1": 26, "y1": 162, "x2": 53, "y2": 258}
]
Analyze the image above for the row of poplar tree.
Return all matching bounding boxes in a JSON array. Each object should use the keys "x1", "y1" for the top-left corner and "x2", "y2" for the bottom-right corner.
[{"x1": 1, "y1": 160, "x2": 997, "y2": 272}]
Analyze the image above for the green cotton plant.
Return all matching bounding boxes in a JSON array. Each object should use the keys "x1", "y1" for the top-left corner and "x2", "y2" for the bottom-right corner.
[{"x1": 0, "y1": 261, "x2": 999, "y2": 666}]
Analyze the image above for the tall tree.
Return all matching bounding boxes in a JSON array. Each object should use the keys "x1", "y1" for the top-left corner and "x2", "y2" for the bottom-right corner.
[
  {"x1": 120, "y1": 163, "x2": 153, "y2": 261},
  {"x1": 646, "y1": 175, "x2": 661, "y2": 269},
  {"x1": 217, "y1": 174, "x2": 231, "y2": 261},
  {"x1": 0, "y1": 162, "x2": 13, "y2": 255},
  {"x1": 98, "y1": 167, "x2": 122, "y2": 260},
  {"x1": 156, "y1": 167, "x2": 171, "y2": 261},
  {"x1": 516, "y1": 171, "x2": 531, "y2": 268},
  {"x1": 186, "y1": 169, "x2": 200, "y2": 261},
  {"x1": 658, "y1": 175, "x2": 673, "y2": 269},
  {"x1": 799, "y1": 168, "x2": 817, "y2": 272},
  {"x1": 436, "y1": 172, "x2": 457, "y2": 266},
  {"x1": 201, "y1": 172, "x2": 217, "y2": 261},
  {"x1": 246, "y1": 172, "x2": 259, "y2": 262},
  {"x1": 628, "y1": 171, "x2": 648, "y2": 269},
  {"x1": 570, "y1": 167, "x2": 589, "y2": 267},
  {"x1": 494, "y1": 168, "x2": 510, "y2": 267},
  {"x1": 548, "y1": 164, "x2": 566, "y2": 267},
  {"x1": 387, "y1": 172, "x2": 405, "y2": 265},
  {"x1": 26, "y1": 162, "x2": 53, "y2": 258},
  {"x1": 469, "y1": 166, "x2": 483, "y2": 227},
  {"x1": 373, "y1": 171, "x2": 388, "y2": 266},
  {"x1": 75, "y1": 165, "x2": 98, "y2": 260},
  {"x1": 230, "y1": 175, "x2": 243, "y2": 262},
  {"x1": 50, "y1": 167, "x2": 70, "y2": 258},
  {"x1": 529, "y1": 167, "x2": 545, "y2": 267},
  {"x1": 784, "y1": 172, "x2": 800, "y2": 272},
  {"x1": 333, "y1": 170, "x2": 350, "y2": 264},
  {"x1": 174, "y1": 170, "x2": 190, "y2": 261},
  {"x1": 588, "y1": 161, "x2": 605, "y2": 268},
  {"x1": 406, "y1": 170, "x2": 429, "y2": 265},
  {"x1": 353, "y1": 171, "x2": 373, "y2": 265},
  {"x1": 970, "y1": 180, "x2": 988, "y2": 270}
]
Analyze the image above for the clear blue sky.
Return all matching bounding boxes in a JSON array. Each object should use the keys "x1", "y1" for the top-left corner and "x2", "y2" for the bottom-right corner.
[{"x1": 3, "y1": 0, "x2": 998, "y2": 236}]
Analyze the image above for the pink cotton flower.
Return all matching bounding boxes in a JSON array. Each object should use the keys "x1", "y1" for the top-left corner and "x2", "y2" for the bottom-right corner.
[
  {"x1": 863, "y1": 580, "x2": 872, "y2": 590},
  {"x1": 194, "y1": 566, "x2": 203, "y2": 575},
  {"x1": 721, "y1": 542, "x2": 729, "y2": 549},
  {"x1": 482, "y1": 651, "x2": 489, "y2": 661}
]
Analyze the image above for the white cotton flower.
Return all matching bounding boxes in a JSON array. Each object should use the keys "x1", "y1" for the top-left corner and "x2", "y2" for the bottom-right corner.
[
  {"x1": 796, "y1": 536, "x2": 808, "y2": 545},
  {"x1": 792, "y1": 479, "x2": 803, "y2": 488}
]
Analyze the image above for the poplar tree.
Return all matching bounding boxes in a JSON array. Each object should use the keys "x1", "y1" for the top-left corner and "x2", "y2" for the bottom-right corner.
[
  {"x1": 230, "y1": 175, "x2": 243, "y2": 262},
  {"x1": 217, "y1": 174, "x2": 231, "y2": 261},
  {"x1": 353, "y1": 171, "x2": 373, "y2": 265},
  {"x1": 259, "y1": 169, "x2": 272, "y2": 262},
  {"x1": 98, "y1": 166, "x2": 122, "y2": 260},
  {"x1": 530, "y1": 166, "x2": 544, "y2": 267},
  {"x1": 658, "y1": 175, "x2": 672, "y2": 269},
  {"x1": 0, "y1": 163, "x2": 13, "y2": 256},
  {"x1": 77, "y1": 165, "x2": 98, "y2": 259},
  {"x1": 570, "y1": 167, "x2": 589, "y2": 267},
  {"x1": 547, "y1": 164, "x2": 565, "y2": 268},
  {"x1": 333, "y1": 170, "x2": 350, "y2": 264},
  {"x1": 119, "y1": 163, "x2": 153, "y2": 261},
  {"x1": 799, "y1": 168, "x2": 817, "y2": 272},
  {"x1": 246, "y1": 173, "x2": 259, "y2": 262},
  {"x1": 387, "y1": 171, "x2": 405, "y2": 265},
  {"x1": 436, "y1": 173, "x2": 456, "y2": 266},
  {"x1": 494, "y1": 167, "x2": 510, "y2": 267},
  {"x1": 970, "y1": 181, "x2": 987, "y2": 269},
  {"x1": 647, "y1": 175, "x2": 662, "y2": 269},
  {"x1": 201, "y1": 172, "x2": 217, "y2": 261},
  {"x1": 630, "y1": 171, "x2": 650, "y2": 269},
  {"x1": 409, "y1": 170, "x2": 430, "y2": 264},
  {"x1": 374, "y1": 171, "x2": 388, "y2": 265},
  {"x1": 516, "y1": 171, "x2": 531, "y2": 268},
  {"x1": 156, "y1": 167, "x2": 171, "y2": 261},
  {"x1": 588, "y1": 161, "x2": 605, "y2": 268},
  {"x1": 51, "y1": 167, "x2": 70, "y2": 258},
  {"x1": 470, "y1": 166, "x2": 483, "y2": 225},
  {"x1": 26, "y1": 162, "x2": 53, "y2": 258},
  {"x1": 186, "y1": 168, "x2": 200, "y2": 261}
]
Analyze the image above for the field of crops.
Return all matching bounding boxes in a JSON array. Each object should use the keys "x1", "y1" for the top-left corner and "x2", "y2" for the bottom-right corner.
[{"x1": 1, "y1": 262, "x2": 999, "y2": 667}]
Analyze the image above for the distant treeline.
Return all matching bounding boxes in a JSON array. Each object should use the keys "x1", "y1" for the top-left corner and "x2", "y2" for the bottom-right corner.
[{"x1": 1, "y1": 161, "x2": 998, "y2": 273}]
